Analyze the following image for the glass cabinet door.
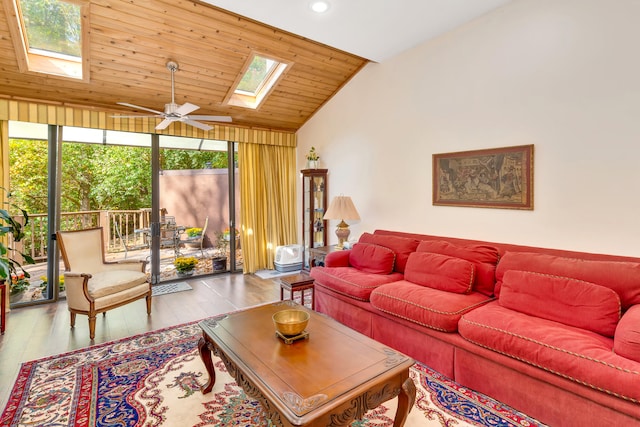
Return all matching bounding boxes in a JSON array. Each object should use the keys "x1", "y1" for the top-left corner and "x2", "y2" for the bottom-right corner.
[{"x1": 301, "y1": 169, "x2": 327, "y2": 270}]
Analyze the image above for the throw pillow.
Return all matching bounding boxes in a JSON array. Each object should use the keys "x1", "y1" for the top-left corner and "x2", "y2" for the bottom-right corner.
[
  {"x1": 348, "y1": 243, "x2": 395, "y2": 274},
  {"x1": 499, "y1": 270, "x2": 621, "y2": 337},
  {"x1": 614, "y1": 305, "x2": 640, "y2": 362},
  {"x1": 416, "y1": 240, "x2": 499, "y2": 296},
  {"x1": 358, "y1": 233, "x2": 419, "y2": 273},
  {"x1": 404, "y1": 251, "x2": 475, "y2": 294},
  {"x1": 495, "y1": 251, "x2": 640, "y2": 310}
]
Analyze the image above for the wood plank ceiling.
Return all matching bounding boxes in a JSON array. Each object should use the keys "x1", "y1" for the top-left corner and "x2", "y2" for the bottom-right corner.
[{"x1": 0, "y1": 0, "x2": 369, "y2": 132}]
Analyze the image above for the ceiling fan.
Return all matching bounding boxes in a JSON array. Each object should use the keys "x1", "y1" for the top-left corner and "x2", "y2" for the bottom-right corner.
[{"x1": 115, "y1": 61, "x2": 232, "y2": 131}]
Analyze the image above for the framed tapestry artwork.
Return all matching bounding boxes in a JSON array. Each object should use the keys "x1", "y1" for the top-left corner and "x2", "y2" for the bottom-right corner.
[{"x1": 433, "y1": 144, "x2": 534, "y2": 210}]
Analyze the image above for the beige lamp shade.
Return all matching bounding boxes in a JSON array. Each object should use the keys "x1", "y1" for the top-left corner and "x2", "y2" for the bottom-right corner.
[{"x1": 323, "y1": 196, "x2": 360, "y2": 249}]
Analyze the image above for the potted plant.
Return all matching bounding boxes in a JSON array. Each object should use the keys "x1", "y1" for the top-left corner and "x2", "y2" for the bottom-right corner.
[
  {"x1": 212, "y1": 231, "x2": 229, "y2": 271},
  {"x1": 1, "y1": 188, "x2": 35, "y2": 293},
  {"x1": 39, "y1": 275, "x2": 65, "y2": 293},
  {"x1": 306, "y1": 146, "x2": 319, "y2": 169},
  {"x1": 184, "y1": 227, "x2": 203, "y2": 248},
  {"x1": 185, "y1": 227, "x2": 202, "y2": 238},
  {"x1": 222, "y1": 227, "x2": 239, "y2": 241},
  {"x1": 173, "y1": 256, "x2": 198, "y2": 277}
]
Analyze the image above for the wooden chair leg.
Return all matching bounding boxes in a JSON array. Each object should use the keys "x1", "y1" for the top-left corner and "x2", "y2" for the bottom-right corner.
[
  {"x1": 70, "y1": 312, "x2": 76, "y2": 327},
  {"x1": 146, "y1": 294, "x2": 152, "y2": 315},
  {"x1": 89, "y1": 315, "x2": 96, "y2": 340}
]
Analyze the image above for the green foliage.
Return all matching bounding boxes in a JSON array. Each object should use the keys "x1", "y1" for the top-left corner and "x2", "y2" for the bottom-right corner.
[
  {"x1": 161, "y1": 149, "x2": 230, "y2": 170},
  {"x1": 237, "y1": 56, "x2": 268, "y2": 93},
  {"x1": 0, "y1": 187, "x2": 35, "y2": 280},
  {"x1": 185, "y1": 227, "x2": 202, "y2": 237},
  {"x1": 39, "y1": 274, "x2": 65, "y2": 292},
  {"x1": 89, "y1": 145, "x2": 152, "y2": 210},
  {"x1": 10, "y1": 275, "x2": 30, "y2": 295},
  {"x1": 21, "y1": 0, "x2": 81, "y2": 57},
  {"x1": 8, "y1": 139, "x2": 231, "y2": 216},
  {"x1": 173, "y1": 256, "x2": 198, "y2": 273},
  {"x1": 8, "y1": 139, "x2": 48, "y2": 213}
]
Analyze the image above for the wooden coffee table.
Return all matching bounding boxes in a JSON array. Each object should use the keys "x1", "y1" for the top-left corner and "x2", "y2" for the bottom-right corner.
[{"x1": 198, "y1": 301, "x2": 416, "y2": 426}]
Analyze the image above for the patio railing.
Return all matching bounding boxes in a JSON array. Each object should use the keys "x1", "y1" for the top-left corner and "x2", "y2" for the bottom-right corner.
[{"x1": 10, "y1": 209, "x2": 152, "y2": 263}]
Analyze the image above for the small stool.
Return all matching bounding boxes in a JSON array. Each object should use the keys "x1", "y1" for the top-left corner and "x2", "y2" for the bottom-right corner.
[
  {"x1": 1, "y1": 280, "x2": 6, "y2": 334},
  {"x1": 280, "y1": 273, "x2": 315, "y2": 309}
]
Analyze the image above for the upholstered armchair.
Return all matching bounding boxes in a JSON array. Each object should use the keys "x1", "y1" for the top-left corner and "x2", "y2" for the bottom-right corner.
[{"x1": 57, "y1": 227, "x2": 151, "y2": 340}]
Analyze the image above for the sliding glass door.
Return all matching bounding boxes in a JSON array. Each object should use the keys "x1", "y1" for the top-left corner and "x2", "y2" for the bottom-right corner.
[
  {"x1": 7, "y1": 121, "x2": 241, "y2": 307},
  {"x1": 154, "y1": 136, "x2": 242, "y2": 283}
]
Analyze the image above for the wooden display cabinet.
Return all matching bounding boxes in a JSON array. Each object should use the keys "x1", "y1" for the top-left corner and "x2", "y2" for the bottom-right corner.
[{"x1": 301, "y1": 168, "x2": 328, "y2": 270}]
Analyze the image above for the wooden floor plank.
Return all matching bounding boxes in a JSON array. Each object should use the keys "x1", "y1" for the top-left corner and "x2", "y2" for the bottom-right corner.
[{"x1": 0, "y1": 273, "x2": 282, "y2": 410}]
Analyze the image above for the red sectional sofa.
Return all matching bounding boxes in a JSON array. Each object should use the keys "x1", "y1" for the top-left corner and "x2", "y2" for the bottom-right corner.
[{"x1": 310, "y1": 229, "x2": 640, "y2": 427}]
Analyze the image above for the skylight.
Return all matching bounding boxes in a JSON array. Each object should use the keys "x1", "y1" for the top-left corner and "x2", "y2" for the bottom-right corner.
[
  {"x1": 226, "y1": 53, "x2": 289, "y2": 109},
  {"x1": 236, "y1": 57, "x2": 278, "y2": 96},
  {"x1": 4, "y1": 0, "x2": 89, "y2": 80}
]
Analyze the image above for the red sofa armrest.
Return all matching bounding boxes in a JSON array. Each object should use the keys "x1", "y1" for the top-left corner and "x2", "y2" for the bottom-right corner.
[{"x1": 325, "y1": 250, "x2": 351, "y2": 267}]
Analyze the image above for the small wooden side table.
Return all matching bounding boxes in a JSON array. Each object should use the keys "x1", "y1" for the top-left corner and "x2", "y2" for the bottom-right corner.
[
  {"x1": 307, "y1": 244, "x2": 339, "y2": 270},
  {"x1": 1, "y1": 280, "x2": 7, "y2": 334},
  {"x1": 280, "y1": 273, "x2": 315, "y2": 309}
]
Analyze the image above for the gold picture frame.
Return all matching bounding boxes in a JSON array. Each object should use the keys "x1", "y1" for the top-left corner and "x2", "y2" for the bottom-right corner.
[{"x1": 433, "y1": 145, "x2": 534, "y2": 210}]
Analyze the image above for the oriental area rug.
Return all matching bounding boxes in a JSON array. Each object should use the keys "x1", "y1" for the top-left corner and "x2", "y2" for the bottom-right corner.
[{"x1": 1, "y1": 321, "x2": 545, "y2": 427}]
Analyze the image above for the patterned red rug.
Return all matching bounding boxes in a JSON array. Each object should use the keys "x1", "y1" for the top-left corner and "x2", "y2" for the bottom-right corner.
[{"x1": 1, "y1": 320, "x2": 545, "y2": 426}]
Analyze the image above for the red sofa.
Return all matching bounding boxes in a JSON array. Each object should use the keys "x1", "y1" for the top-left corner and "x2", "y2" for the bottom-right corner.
[{"x1": 310, "y1": 230, "x2": 640, "y2": 427}]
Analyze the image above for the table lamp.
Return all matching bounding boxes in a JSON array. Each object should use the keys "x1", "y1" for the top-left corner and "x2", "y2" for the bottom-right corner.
[{"x1": 323, "y1": 196, "x2": 360, "y2": 249}]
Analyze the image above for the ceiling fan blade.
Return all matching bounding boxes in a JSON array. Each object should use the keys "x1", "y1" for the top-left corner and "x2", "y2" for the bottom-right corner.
[
  {"x1": 182, "y1": 119, "x2": 213, "y2": 131},
  {"x1": 186, "y1": 115, "x2": 233, "y2": 123},
  {"x1": 174, "y1": 102, "x2": 200, "y2": 116},
  {"x1": 155, "y1": 118, "x2": 175, "y2": 130},
  {"x1": 117, "y1": 102, "x2": 166, "y2": 116}
]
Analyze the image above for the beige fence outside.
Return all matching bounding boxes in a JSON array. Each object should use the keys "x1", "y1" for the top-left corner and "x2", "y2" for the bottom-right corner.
[{"x1": 10, "y1": 209, "x2": 152, "y2": 264}]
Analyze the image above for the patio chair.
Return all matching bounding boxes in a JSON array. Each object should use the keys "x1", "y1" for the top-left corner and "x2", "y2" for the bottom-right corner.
[
  {"x1": 113, "y1": 221, "x2": 129, "y2": 259},
  {"x1": 56, "y1": 227, "x2": 151, "y2": 340},
  {"x1": 181, "y1": 216, "x2": 208, "y2": 257}
]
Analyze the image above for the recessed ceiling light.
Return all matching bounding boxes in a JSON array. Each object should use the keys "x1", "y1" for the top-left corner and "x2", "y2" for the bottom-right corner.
[{"x1": 310, "y1": 1, "x2": 330, "y2": 13}]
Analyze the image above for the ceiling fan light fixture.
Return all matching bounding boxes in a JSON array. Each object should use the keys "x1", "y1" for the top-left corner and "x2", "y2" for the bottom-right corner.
[
  {"x1": 115, "y1": 60, "x2": 231, "y2": 131},
  {"x1": 310, "y1": 0, "x2": 330, "y2": 13}
]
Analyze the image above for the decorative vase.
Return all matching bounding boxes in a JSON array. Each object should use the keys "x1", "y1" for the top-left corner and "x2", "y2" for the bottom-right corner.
[
  {"x1": 212, "y1": 256, "x2": 227, "y2": 271},
  {"x1": 176, "y1": 270, "x2": 194, "y2": 278},
  {"x1": 307, "y1": 160, "x2": 318, "y2": 169}
]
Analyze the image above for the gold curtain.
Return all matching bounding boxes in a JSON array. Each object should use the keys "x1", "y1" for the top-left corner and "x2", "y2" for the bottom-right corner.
[
  {"x1": 1, "y1": 120, "x2": 9, "y2": 313},
  {"x1": 0, "y1": 120, "x2": 7, "y2": 193},
  {"x1": 238, "y1": 142, "x2": 297, "y2": 273}
]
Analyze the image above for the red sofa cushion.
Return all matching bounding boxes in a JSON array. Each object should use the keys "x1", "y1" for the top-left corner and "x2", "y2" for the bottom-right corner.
[
  {"x1": 404, "y1": 252, "x2": 475, "y2": 294},
  {"x1": 495, "y1": 251, "x2": 640, "y2": 310},
  {"x1": 370, "y1": 280, "x2": 493, "y2": 332},
  {"x1": 358, "y1": 232, "x2": 419, "y2": 273},
  {"x1": 416, "y1": 240, "x2": 499, "y2": 296},
  {"x1": 348, "y1": 243, "x2": 395, "y2": 274},
  {"x1": 324, "y1": 250, "x2": 350, "y2": 267},
  {"x1": 614, "y1": 305, "x2": 640, "y2": 362},
  {"x1": 459, "y1": 302, "x2": 640, "y2": 404},
  {"x1": 310, "y1": 266, "x2": 403, "y2": 301},
  {"x1": 499, "y1": 270, "x2": 621, "y2": 337}
]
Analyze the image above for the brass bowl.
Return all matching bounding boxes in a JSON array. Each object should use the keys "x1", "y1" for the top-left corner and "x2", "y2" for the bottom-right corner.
[{"x1": 273, "y1": 309, "x2": 310, "y2": 337}]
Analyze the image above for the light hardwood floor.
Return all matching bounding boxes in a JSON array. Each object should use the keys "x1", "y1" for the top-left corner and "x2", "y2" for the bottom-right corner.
[{"x1": 0, "y1": 273, "x2": 282, "y2": 410}]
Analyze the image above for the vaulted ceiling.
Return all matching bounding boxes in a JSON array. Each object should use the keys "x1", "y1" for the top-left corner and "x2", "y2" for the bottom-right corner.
[
  {"x1": 0, "y1": 0, "x2": 511, "y2": 133},
  {"x1": 0, "y1": 0, "x2": 368, "y2": 133}
]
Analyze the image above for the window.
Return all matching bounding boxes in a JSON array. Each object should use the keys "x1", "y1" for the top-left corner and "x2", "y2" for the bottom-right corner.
[
  {"x1": 226, "y1": 53, "x2": 289, "y2": 109},
  {"x1": 4, "y1": 0, "x2": 89, "y2": 80}
]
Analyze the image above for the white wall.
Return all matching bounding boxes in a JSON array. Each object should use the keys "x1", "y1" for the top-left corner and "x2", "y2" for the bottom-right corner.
[{"x1": 297, "y1": 0, "x2": 640, "y2": 257}]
